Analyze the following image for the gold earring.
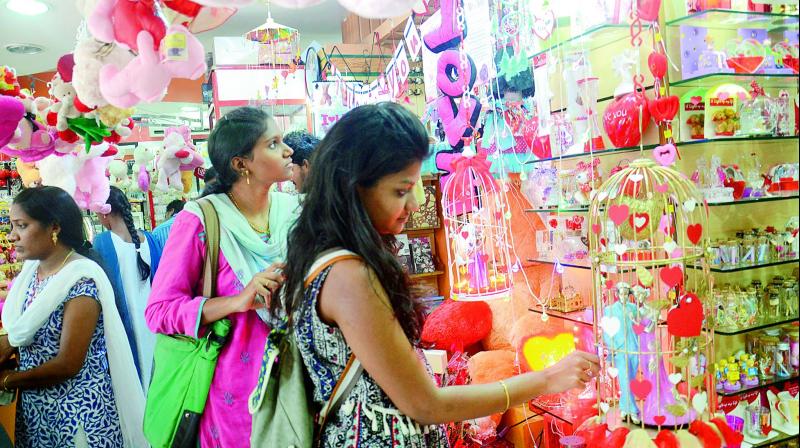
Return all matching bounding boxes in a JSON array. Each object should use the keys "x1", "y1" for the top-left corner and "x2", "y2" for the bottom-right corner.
[
  {"x1": 51, "y1": 232, "x2": 58, "y2": 246},
  {"x1": 243, "y1": 170, "x2": 251, "y2": 185}
]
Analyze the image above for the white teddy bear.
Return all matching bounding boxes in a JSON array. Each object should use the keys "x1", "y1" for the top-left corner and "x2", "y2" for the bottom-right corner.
[{"x1": 47, "y1": 75, "x2": 81, "y2": 132}]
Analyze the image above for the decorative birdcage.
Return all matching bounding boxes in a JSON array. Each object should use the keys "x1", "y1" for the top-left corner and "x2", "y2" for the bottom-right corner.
[
  {"x1": 588, "y1": 158, "x2": 715, "y2": 428},
  {"x1": 442, "y1": 147, "x2": 514, "y2": 301}
]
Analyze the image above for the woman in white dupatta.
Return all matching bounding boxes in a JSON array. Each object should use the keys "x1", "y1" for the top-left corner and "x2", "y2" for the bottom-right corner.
[{"x1": 0, "y1": 186, "x2": 146, "y2": 448}]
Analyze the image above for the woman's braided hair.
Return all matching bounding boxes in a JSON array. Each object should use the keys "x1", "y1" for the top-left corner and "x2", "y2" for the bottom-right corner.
[{"x1": 106, "y1": 186, "x2": 150, "y2": 281}]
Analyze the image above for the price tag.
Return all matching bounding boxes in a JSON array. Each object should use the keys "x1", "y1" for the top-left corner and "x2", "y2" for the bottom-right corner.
[
  {"x1": 164, "y1": 33, "x2": 187, "y2": 61},
  {"x1": 664, "y1": 128, "x2": 673, "y2": 139}
]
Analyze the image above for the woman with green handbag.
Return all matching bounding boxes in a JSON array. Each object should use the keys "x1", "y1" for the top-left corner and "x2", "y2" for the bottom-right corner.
[{"x1": 146, "y1": 107, "x2": 299, "y2": 447}]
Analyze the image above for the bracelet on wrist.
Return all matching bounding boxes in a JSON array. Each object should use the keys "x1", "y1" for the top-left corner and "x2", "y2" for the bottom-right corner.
[{"x1": 1, "y1": 372, "x2": 13, "y2": 392}]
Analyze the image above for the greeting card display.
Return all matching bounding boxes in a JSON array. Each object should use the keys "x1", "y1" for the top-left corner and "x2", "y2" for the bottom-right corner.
[
  {"x1": 705, "y1": 83, "x2": 749, "y2": 138},
  {"x1": 680, "y1": 88, "x2": 708, "y2": 141},
  {"x1": 589, "y1": 159, "x2": 715, "y2": 428}
]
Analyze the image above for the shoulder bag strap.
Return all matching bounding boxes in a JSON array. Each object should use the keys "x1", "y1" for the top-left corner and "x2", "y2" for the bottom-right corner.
[
  {"x1": 197, "y1": 198, "x2": 220, "y2": 299},
  {"x1": 306, "y1": 249, "x2": 364, "y2": 437}
]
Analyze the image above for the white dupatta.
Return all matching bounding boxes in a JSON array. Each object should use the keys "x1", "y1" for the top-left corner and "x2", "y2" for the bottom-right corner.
[{"x1": 1, "y1": 259, "x2": 147, "y2": 447}]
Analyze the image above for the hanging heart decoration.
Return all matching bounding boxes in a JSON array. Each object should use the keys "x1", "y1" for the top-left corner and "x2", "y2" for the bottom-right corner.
[
  {"x1": 655, "y1": 182, "x2": 669, "y2": 193},
  {"x1": 629, "y1": 212, "x2": 650, "y2": 233},
  {"x1": 687, "y1": 223, "x2": 703, "y2": 245},
  {"x1": 659, "y1": 266, "x2": 683, "y2": 288},
  {"x1": 631, "y1": 378, "x2": 653, "y2": 401},
  {"x1": 667, "y1": 292, "x2": 704, "y2": 337},
  {"x1": 633, "y1": 323, "x2": 645, "y2": 335},
  {"x1": 532, "y1": 10, "x2": 556, "y2": 40},
  {"x1": 692, "y1": 391, "x2": 708, "y2": 415},
  {"x1": 600, "y1": 315, "x2": 621, "y2": 337},
  {"x1": 608, "y1": 204, "x2": 630, "y2": 226},
  {"x1": 599, "y1": 402, "x2": 610, "y2": 414},
  {"x1": 592, "y1": 223, "x2": 602, "y2": 234},
  {"x1": 648, "y1": 96, "x2": 679, "y2": 123},
  {"x1": 653, "y1": 143, "x2": 678, "y2": 166},
  {"x1": 636, "y1": 266, "x2": 653, "y2": 286},
  {"x1": 648, "y1": 52, "x2": 668, "y2": 78},
  {"x1": 668, "y1": 373, "x2": 683, "y2": 385},
  {"x1": 682, "y1": 199, "x2": 697, "y2": 213},
  {"x1": 653, "y1": 415, "x2": 667, "y2": 426},
  {"x1": 614, "y1": 243, "x2": 628, "y2": 256},
  {"x1": 607, "y1": 366, "x2": 619, "y2": 378}
]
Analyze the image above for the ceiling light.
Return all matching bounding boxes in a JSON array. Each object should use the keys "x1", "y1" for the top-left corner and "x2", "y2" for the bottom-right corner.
[
  {"x1": 5, "y1": 43, "x2": 44, "y2": 55},
  {"x1": 6, "y1": 0, "x2": 48, "y2": 15}
]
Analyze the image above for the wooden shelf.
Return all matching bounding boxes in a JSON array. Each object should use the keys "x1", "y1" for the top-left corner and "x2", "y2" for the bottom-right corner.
[{"x1": 410, "y1": 270, "x2": 444, "y2": 279}]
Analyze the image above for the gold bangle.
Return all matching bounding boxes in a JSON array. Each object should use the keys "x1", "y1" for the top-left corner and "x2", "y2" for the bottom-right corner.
[
  {"x1": 498, "y1": 379, "x2": 510, "y2": 412},
  {"x1": 1, "y1": 372, "x2": 11, "y2": 392}
]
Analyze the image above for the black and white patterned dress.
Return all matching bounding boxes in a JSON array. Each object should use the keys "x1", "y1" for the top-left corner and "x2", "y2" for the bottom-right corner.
[
  {"x1": 15, "y1": 276, "x2": 123, "y2": 448},
  {"x1": 294, "y1": 268, "x2": 449, "y2": 447}
]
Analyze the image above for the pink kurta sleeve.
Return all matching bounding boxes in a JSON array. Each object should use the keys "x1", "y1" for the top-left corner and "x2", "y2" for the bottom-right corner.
[{"x1": 146, "y1": 211, "x2": 208, "y2": 337}]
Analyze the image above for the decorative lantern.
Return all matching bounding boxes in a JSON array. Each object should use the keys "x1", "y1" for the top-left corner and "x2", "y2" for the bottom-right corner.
[
  {"x1": 589, "y1": 158, "x2": 714, "y2": 428},
  {"x1": 244, "y1": 2, "x2": 300, "y2": 66},
  {"x1": 442, "y1": 146, "x2": 514, "y2": 301}
]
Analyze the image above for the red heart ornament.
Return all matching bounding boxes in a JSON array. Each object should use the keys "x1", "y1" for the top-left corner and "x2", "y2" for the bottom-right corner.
[
  {"x1": 648, "y1": 52, "x2": 668, "y2": 79},
  {"x1": 631, "y1": 378, "x2": 653, "y2": 401},
  {"x1": 653, "y1": 415, "x2": 667, "y2": 426},
  {"x1": 608, "y1": 204, "x2": 630, "y2": 226},
  {"x1": 687, "y1": 223, "x2": 703, "y2": 245},
  {"x1": 461, "y1": 231, "x2": 470, "y2": 239},
  {"x1": 667, "y1": 292, "x2": 704, "y2": 337},
  {"x1": 633, "y1": 323, "x2": 645, "y2": 335},
  {"x1": 648, "y1": 96, "x2": 679, "y2": 123},
  {"x1": 629, "y1": 212, "x2": 650, "y2": 233},
  {"x1": 549, "y1": 219, "x2": 558, "y2": 229},
  {"x1": 603, "y1": 93, "x2": 651, "y2": 147},
  {"x1": 592, "y1": 223, "x2": 601, "y2": 234},
  {"x1": 605, "y1": 279, "x2": 616, "y2": 290},
  {"x1": 660, "y1": 266, "x2": 683, "y2": 288}
]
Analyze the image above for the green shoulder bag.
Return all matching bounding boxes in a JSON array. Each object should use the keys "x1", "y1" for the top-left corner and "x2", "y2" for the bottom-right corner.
[{"x1": 143, "y1": 198, "x2": 230, "y2": 448}]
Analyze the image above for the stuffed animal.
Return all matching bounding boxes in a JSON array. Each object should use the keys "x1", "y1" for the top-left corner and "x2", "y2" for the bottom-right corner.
[
  {"x1": 420, "y1": 300, "x2": 493, "y2": 352},
  {"x1": 108, "y1": 159, "x2": 131, "y2": 189},
  {"x1": 73, "y1": 143, "x2": 113, "y2": 214},
  {"x1": 73, "y1": 38, "x2": 135, "y2": 109},
  {"x1": 15, "y1": 160, "x2": 41, "y2": 188},
  {"x1": 88, "y1": 0, "x2": 166, "y2": 52},
  {"x1": 99, "y1": 25, "x2": 206, "y2": 108},
  {"x1": 133, "y1": 143, "x2": 156, "y2": 192},
  {"x1": 38, "y1": 152, "x2": 82, "y2": 195},
  {"x1": 47, "y1": 75, "x2": 82, "y2": 132},
  {"x1": 0, "y1": 66, "x2": 21, "y2": 97},
  {"x1": 0, "y1": 96, "x2": 57, "y2": 162},
  {"x1": 0, "y1": 96, "x2": 24, "y2": 148},
  {"x1": 157, "y1": 126, "x2": 198, "y2": 191}
]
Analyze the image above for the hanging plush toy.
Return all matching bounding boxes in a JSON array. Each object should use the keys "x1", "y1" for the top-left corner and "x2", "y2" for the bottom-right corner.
[
  {"x1": 157, "y1": 125, "x2": 203, "y2": 192},
  {"x1": 108, "y1": 159, "x2": 131, "y2": 190},
  {"x1": 73, "y1": 38, "x2": 135, "y2": 109},
  {"x1": 133, "y1": 143, "x2": 156, "y2": 192},
  {"x1": 0, "y1": 96, "x2": 57, "y2": 162},
  {"x1": 73, "y1": 143, "x2": 114, "y2": 214},
  {"x1": 47, "y1": 74, "x2": 82, "y2": 133}
]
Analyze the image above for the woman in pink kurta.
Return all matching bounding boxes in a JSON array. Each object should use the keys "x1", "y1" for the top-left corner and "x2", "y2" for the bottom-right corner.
[{"x1": 146, "y1": 107, "x2": 299, "y2": 447}]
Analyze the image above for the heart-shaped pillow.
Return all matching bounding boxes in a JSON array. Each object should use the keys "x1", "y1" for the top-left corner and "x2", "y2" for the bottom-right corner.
[{"x1": 603, "y1": 93, "x2": 651, "y2": 148}]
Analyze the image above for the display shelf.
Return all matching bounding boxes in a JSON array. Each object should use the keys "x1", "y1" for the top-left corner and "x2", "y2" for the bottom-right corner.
[
  {"x1": 525, "y1": 206, "x2": 590, "y2": 213},
  {"x1": 524, "y1": 136, "x2": 798, "y2": 165},
  {"x1": 529, "y1": 307, "x2": 594, "y2": 326},
  {"x1": 714, "y1": 314, "x2": 800, "y2": 336},
  {"x1": 717, "y1": 373, "x2": 799, "y2": 397},
  {"x1": 528, "y1": 258, "x2": 592, "y2": 270},
  {"x1": 707, "y1": 194, "x2": 800, "y2": 206},
  {"x1": 409, "y1": 270, "x2": 444, "y2": 279},
  {"x1": 750, "y1": 429, "x2": 798, "y2": 448},
  {"x1": 531, "y1": 23, "x2": 629, "y2": 59},
  {"x1": 665, "y1": 9, "x2": 799, "y2": 30},
  {"x1": 670, "y1": 73, "x2": 800, "y2": 89},
  {"x1": 689, "y1": 258, "x2": 800, "y2": 273}
]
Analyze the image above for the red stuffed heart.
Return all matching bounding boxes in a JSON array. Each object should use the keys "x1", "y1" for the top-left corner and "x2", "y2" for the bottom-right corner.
[
  {"x1": 667, "y1": 292, "x2": 704, "y2": 337},
  {"x1": 648, "y1": 96, "x2": 679, "y2": 123},
  {"x1": 603, "y1": 93, "x2": 651, "y2": 148},
  {"x1": 686, "y1": 223, "x2": 703, "y2": 245},
  {"x1": 660, "y1": 266, "x2": 683, "y2": 288},
  {"x1": 112, "y1": 0, "x2": 167, "y2": 52},
  {"x1": 630, "y1": 378, "x2": 653, "y2": 401},
  {"x1": 648, "y1": 52, "x2": 668, "y2": 79}
]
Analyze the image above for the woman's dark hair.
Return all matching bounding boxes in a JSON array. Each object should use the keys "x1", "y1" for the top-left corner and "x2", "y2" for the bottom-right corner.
[
  {"x1": 13, "y1": 186, "x2": 116, "y2": 283},
  {"x1": 205, "y1": 107, "x2": 271, "y2": 195},
  {"x1": 106, "y1": 186, "x2": 150, "y2": 281},
  {"x1": 284, "y1": 130, "x2": 321, "y2": 165},
  {"x1": 280, "y1": 102, "x2": 430, "y2": 342},
  {"x1": 166, "y1": 199, "x2": 185, "y2": 217}
]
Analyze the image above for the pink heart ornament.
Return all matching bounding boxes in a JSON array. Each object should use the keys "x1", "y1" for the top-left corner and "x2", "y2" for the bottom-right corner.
[
  {"x1": 653, "y1": 143, "x2": 677, "y2": 166},
  {"x1": 655, "y1": 183, "x2": 669, "y2": 193},
  {"x1": 608, "y1": 204, "x2": 630, "y2": 227}
]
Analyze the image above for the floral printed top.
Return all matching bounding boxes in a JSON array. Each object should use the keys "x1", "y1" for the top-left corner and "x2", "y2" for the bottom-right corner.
[
  {"x1": 295, "y1": 267, "x2": 449, "y2": 447},
  {"x1": 15, "y1": 276, "x2": 122, "y2": 448}
]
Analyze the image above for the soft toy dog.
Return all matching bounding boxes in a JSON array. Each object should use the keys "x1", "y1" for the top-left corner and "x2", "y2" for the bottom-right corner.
[
  {"x1": 88, "y1": 0, "x2": 166, "y2": 52},
  {"x1": 73, "y1": 38, "x2": 134, "y2": 109},
  {"x1": 99, "y1": 25, "x2": 206, "y2": 108}
]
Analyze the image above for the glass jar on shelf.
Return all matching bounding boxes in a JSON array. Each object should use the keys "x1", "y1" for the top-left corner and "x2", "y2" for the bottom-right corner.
[
  {"x1": 782, "y1": 280, "x2": 798, "y2": 318},
  {"x1": 741, "y1": 233, "x2": 757, "y2": 265},
  {"x1": 759, "y1": 333, "x2": 780, "y2": 380},
  {"x1": 776, "y1": 342, "x2": 792, "y2": 378},
  {"x1": 737, "y1": 81, "x2": 775, "y2": 137},
  {"x1": 765, "y1": 287, "x2": 782, "y2": 320},
  {"x1": 787, "y1": 328, "x2": 799, "y2": 372},
  {"x1": 756, "y1": 234, "x2": 771, "y2": 264}
]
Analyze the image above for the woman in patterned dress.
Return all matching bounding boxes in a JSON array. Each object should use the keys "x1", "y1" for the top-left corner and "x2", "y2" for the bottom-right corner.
[
  {"x1": 279, "y1": 102, "x2": 601, "y2": 447},
  {"x1": 0, "y1": 186, "x2": 146, "y2": 447}
]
